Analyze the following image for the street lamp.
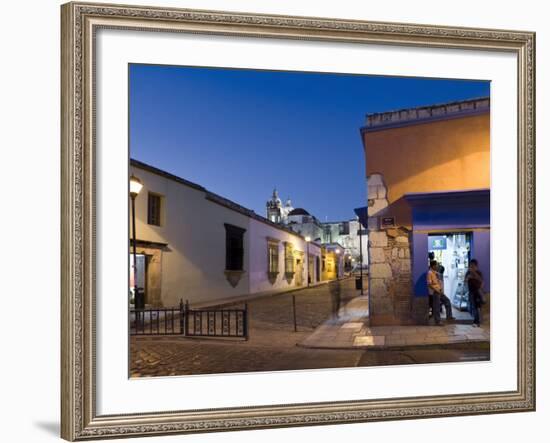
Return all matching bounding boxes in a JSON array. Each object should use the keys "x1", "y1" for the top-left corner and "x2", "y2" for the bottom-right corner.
[
  {"x1": 129, "y1": 175, "x2": 143, "y2": 310},
  {"x1": 130, "y1": 174, "x2": 143, "y2": 197},
  {"x1": 305, "y1": 236, "x2": 311, "y2": 287}
]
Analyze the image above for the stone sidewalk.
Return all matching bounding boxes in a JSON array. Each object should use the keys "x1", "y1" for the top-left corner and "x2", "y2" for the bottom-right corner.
[{"x1": 298, "y1": 297, "x2": 490, "y2": 350}]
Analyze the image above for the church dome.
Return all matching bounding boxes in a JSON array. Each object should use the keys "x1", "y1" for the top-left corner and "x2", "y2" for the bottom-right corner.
[{"x1": 288, "y1": 208, "x2": 310, "y2": 216}]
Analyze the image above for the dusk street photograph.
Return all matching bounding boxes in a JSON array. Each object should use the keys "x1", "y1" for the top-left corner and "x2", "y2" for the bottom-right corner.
[{"x1": 128, "y1": 64, "x2": 491, "y2": 377}]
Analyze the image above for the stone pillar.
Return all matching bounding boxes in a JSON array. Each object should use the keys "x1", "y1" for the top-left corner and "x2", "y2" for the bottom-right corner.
[
  {"x1": 366, "y1": 174, "x2": 388, "y2": 231},
  {"x1": 387, "y1": 229, "x2": 413, "y2": 321},
  {"x1": 367, "y1": 174, "x2": 413, "y2": 325}
]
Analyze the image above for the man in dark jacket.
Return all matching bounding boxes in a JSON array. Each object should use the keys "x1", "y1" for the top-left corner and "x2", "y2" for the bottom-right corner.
[{"x1": 465, "y1": 259, "x2": 484, "y2": 326}]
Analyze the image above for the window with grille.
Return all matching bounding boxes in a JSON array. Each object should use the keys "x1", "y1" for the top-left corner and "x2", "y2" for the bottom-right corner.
[
  {"x1": 284, "y1": 242, "x2": 295, "y2": 274},
  {"x1": 267, "y1": 241, "x2": 279, "y2": 274},
  {"x1": 147, "y1": 192, "x2": 162, "y2": 226},
  {"x1": 339, "y1": 222, "x2": 350, "y2": 235},
  {"x1": 224, "y1": 224, "x2": 246, "y2": 271}
]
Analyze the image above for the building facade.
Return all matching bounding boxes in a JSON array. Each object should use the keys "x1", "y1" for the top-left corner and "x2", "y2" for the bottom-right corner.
[
  {"x1": 321, "y1": 219, "x2": 367, "y2": 270},
  {"x1": 129, "y1": 160, "x2": 331, "y2": 308},
  {"x1": 359, "y1": 97, "x2": 491, "y2": 325}
]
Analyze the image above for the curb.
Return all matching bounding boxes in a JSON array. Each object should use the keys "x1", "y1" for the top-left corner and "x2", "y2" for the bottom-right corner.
[{"x1": 296, "y1": 339, "x2": 490, "y2": 352}]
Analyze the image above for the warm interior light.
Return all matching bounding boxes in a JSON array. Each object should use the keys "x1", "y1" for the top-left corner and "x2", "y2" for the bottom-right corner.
[{"x1": 130, "y1": 175, "x2": 143, "y2": 196}]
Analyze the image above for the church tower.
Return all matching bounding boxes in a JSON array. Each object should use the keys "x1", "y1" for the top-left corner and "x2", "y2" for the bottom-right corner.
[
  {"x1": 266, "y1": 189, "x2": 293, "y2": 224},
  {"x1": 266, "y1": 188, "x2": 283, "y2": 223}
]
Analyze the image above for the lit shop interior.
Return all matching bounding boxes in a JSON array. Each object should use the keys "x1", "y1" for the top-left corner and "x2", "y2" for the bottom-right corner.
[{"x1": 428, "y1": 233, "x2": 471, "y2": 311}]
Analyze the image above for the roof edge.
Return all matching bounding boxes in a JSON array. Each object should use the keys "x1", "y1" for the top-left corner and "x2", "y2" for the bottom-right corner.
[{"x1": 362, "y1": 96, "x2": 490, "y2": 133}]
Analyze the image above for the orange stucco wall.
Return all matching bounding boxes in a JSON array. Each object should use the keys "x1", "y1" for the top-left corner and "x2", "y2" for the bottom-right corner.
[{"x1": 363, "y1": 113, "x2": 490, "y2": 204}]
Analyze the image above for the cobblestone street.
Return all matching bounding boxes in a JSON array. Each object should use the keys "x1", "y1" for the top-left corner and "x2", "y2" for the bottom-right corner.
[{"x1": 130, "y1": 277, "x2": 489, "y2": 377}]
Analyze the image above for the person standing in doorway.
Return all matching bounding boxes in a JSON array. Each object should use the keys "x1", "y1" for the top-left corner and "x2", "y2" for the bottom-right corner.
[
  {"x1": 465, "y1": 259, "x2": 484, "y2": 326},
  {"x1": 427, "y1": 260, "x2": 454, "y2": 325},
  {"x1": 428, "y1": 252, "x2": 435, "y2": 317}
]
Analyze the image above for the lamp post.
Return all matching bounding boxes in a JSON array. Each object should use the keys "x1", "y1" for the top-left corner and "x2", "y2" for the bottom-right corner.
[
  {"x1": 335, "y1": 248, "x2": 341, "y2": 279},
  {"x1": 129, "y1": 174, "x2": 143, "y2": 310},
  {"x1": 305, "y1": 236, "x2": 311, "y2": 287},
  {"x1": 358, "y1": 224, "x2": 364, "y2": 295}
]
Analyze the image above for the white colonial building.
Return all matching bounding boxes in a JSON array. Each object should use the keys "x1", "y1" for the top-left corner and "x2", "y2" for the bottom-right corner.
[{"x1": 129, "y1": 160, "x2": 342, "y2": 308}]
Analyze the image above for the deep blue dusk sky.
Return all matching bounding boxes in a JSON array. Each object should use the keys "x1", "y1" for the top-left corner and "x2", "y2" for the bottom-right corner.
[{"x1": 129, "y1": 64, "x2": 489, "y2": 221}]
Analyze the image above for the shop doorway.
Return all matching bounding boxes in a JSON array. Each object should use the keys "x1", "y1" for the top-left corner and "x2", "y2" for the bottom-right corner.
[
  {"x1": 315, "y1": 256, "x2": 321, "y2": 282},
  {"x1": 308, "y1": 254, "x2": 314, "y2": 284},
  {"x1": 428, "y1": 233, "x2": 471, "y2": 312},
  {"x1": 295, "y1": 258, "x2": 303, "y2": 286},
  {"x1": 130, "y1": 253, "x2": 147, "y2": 304}
]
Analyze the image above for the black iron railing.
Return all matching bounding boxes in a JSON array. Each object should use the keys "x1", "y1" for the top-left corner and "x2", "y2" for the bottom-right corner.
[
  {"x1": 130, "y1": 299, "x2": 248, "y2": 340},
  {"x1": 186, "y1": 306, "x2": 248, "y2": 338},
  {"x1": 130, "y1": 307, "x2": 184, "y2": 336}
]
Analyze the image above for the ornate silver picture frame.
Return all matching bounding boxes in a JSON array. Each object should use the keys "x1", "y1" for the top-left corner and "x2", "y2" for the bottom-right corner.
[{"x1": 61, "y1": 2, "x2": 535, "y2": 440}]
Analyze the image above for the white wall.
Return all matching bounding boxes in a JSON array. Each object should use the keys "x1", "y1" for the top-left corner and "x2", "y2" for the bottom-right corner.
[
  {"x1": 131, "y1": 165, "x2": 251, "y2": 306},
  {"x1": 248, "y1": 218, "x2": 322, "y2": 293},
  {"x1": 1, "y1": 1, "x2": 548, "y2": 443},
  {"x1": 131, "y1": 164, "x2": 325, "y2": 305}
]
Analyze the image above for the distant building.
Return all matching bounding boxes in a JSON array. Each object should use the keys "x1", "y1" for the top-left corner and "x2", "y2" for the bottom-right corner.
[
  {"x1": 129, "y1": 160, "x2": 340, "y2": 308},
  {"x1": 358, "y1": 97, "x2": 491, "y2": 325},
  {"x1": 286, "y1": 208, "x2": 324, "y2": 243},
  {"x1": 265, "y1": 193, "x2": 368, "y2": 270},
  {"x1": 321, "y1": 219, "x2": 366, "y2": 270}
]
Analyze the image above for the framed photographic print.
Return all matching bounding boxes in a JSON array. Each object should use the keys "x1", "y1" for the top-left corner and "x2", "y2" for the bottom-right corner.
[{"x1": 61, "y1": 1, "x2": 536, "y2": 440}]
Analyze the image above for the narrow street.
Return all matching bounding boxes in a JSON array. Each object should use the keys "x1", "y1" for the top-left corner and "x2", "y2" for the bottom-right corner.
[{"x1": 130, "y1": 276, "x2": 489, "y2": 378}]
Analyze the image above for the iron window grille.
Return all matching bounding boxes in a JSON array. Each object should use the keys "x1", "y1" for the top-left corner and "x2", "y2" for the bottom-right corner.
[{"x1": 268, "y1": 242, "x2": 279, "y2": 274}]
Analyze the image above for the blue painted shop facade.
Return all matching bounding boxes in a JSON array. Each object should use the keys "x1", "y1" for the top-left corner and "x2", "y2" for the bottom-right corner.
[
  {"x1": 406, "y1": 189, "x2": 490, "y2": 320},
  {"x1": 356, "y1": 188, "x2": 490, "y2": 324}
]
